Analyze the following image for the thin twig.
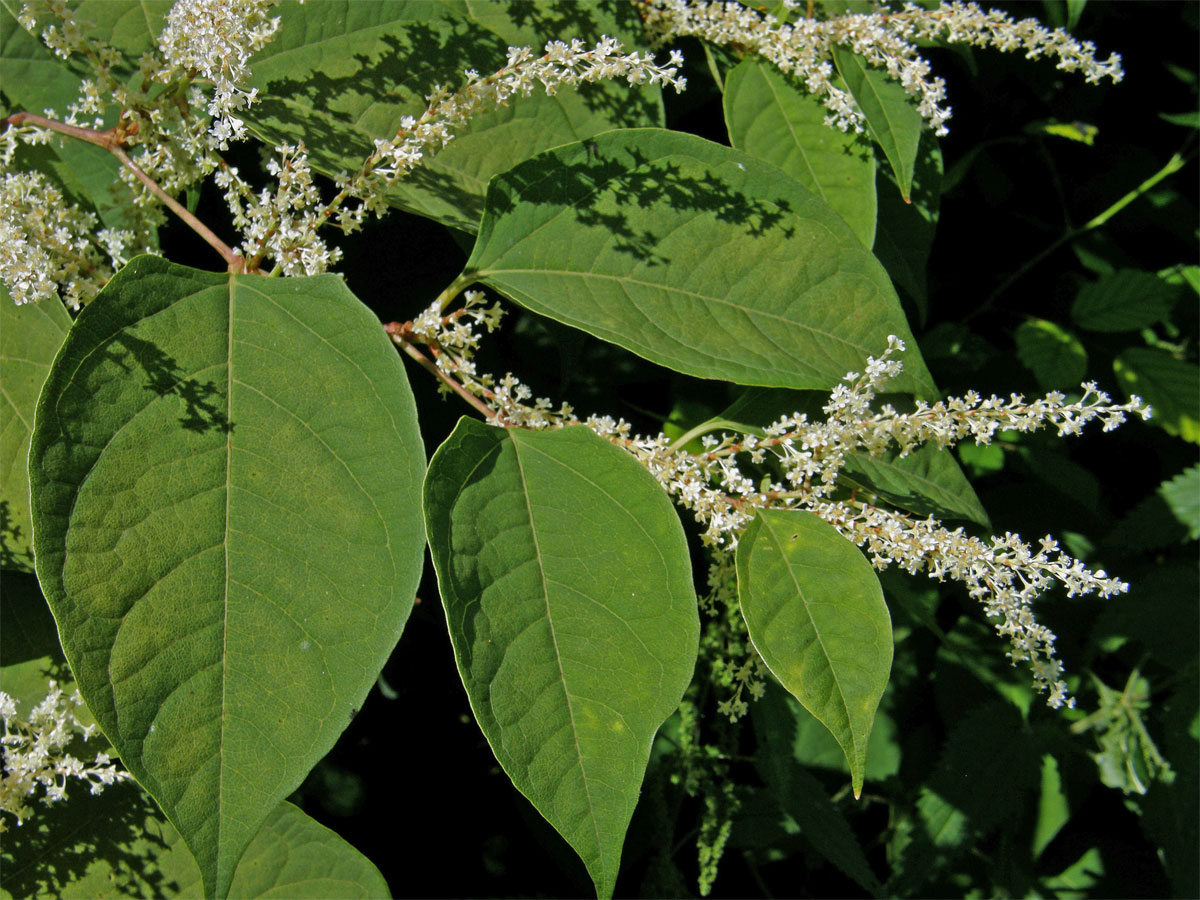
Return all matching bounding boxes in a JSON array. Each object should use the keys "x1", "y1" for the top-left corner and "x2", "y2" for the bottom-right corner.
[
  {"x1": 384, "y1": 322, "x2": 499, "y2": 422},
  {"x1": 5, "y1": 111, "x2": 243, "y2": 273}
]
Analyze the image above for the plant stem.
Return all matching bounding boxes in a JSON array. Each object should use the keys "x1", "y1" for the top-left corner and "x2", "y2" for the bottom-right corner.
[
  {"x1": 965, "y1": 149, "x2": 1192, "y2": 322},
  {"x1": 4, "y1": 111, "x2": 243, "y2": 273},
  {"x1": 385, "y1": 323, "x2": 498, "y2": 421}
]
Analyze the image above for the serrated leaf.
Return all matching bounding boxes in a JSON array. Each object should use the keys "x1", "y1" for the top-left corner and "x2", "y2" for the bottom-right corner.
[
  {"x1": 1113, "y1": 347, "x2": 1199, "y2": 443},
  {"x1": 830, "y1": 47, "x2": 922, "y2": 200},
  {"x1": 243, "y1": 0, "x2": 661, "y2": 234},
  {"x1": 465, "y1": 128, "x2": 934, "y2": 396},
  {"x1": 424, "y1": 419, "x2": 698, "y2": 900},
  {"x1": 724, "y1": 59, "x2": 877, "y2": 247},
  {"x1": 1, "y1": 290, "x2": 71, "y2": 572},
  {"x1": 1071, "y1": 269, "x2": 1182, "y2": 332},
  {"x1": 1160, "y1": 464, "x2": 1200, "y2": 539},
  {"x1": 915, "y1": 702, "x2": 1038, "y2": 850},
  {"x1": 29, "y1": 256, "x2": 425, "y2": 899},
  {"x1": 1014, "y1": 318, "x2": 1088, "y2": 390},
  {"x1": 735, "y1": 508, "x2": 892, "y2": 797}
]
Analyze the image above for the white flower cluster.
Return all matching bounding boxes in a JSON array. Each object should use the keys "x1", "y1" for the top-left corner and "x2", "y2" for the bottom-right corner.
[
  {"x1": 641, "y1": 0, "x2": 1122, "y2": 136},
  {"x1": 341, "y1": 36, "x2": 686, "y2": 220},
  {"x1": 0, "y1": 683, "x2": 130, "y2": 831},
  {"x1": 156, "y1": 0, "x2": 282, "y2": 150},
  {"x1": 214, "y1": 143, "x2": 341, "y2": 275},
  {"x1": 396, "y1": 299, "x2": 1146, "y2": 707},
  {"x1": 0, "y1": 168, "x2": 139, "y2": 308}
]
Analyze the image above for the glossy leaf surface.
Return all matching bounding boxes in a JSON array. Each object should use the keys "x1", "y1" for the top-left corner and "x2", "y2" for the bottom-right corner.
[
  {"x1": 736, "y1": 508, "x2": 892, "y2": 797},
  {"x1": 244, "y1": 0, "x2": 661, "y2": 233},
  {"x1": 29, "y1": 256, "x2": 425, "y2": 899},
  {"x1": 424, "y1": 419, "x2": 699, "y2": 899},
  {"x1": 467, "y1": 128, "x2": 933, "y2": 396},
  {"x1": 724, "y1": 59, "x2": 877, "y2": 247},
  {"x1": 1, "y1": 290, "x2": 70, "y2": 572}
]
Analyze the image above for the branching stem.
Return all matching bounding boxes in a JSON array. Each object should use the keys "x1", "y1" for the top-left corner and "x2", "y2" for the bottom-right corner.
[{"x1": 4, "y1": 111, "x2": 244, "y2": 273}]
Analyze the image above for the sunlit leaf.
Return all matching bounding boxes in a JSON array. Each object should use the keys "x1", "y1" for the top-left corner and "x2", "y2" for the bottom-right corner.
[
  {"x1": 243, "y1": 0, "x2": 661, "y2": 233},
  {"x1": 29, "y1": 256, "x2": 425, "y2": 899},
  {"x1": 424, "y1": 419, "x2": 698, "y2": 900},
  {"x1": 724, "y1": 59, "x2": 877, "y2": 246},
  {"x1": 830, "y1": 47, "x2": 922, "y2": 200},
  {"x1": 1160, "y1": 464, "x2": 1200, "y2": 539},
  {"x1": 1014, "y1": 318, "x2": 1088, "y2": 390},
  {"x1": 1113, "y1": 347, "x2": 1199, "y2": 443},
  {"x1": 466, "y1": 128, "x2": 934, "y2": 396},
  {"x1": 736, "y1": 508, "x2": 892, "y2": 797},
  {"x1": 1, "y1": 290, "x2": 71, "y2": 572}
]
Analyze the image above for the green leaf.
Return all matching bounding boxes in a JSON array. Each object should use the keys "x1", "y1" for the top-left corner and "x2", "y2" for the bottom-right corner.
[
  {"x1": 1160, "y1": 464, "x2": 1200, "y2": 539},
  {"x1": 724, "y1": 59, "x2": 877, "y2": 247},
  {"x1": 842, "y1": 444, "x2": 990, "y2": 527},
  {"x1": 1, "y1": 780, "x2": 390, "y2": 900},
  {"x1": 915, "y1": 701, "x2": 1039, "y2": 847},
  {"x1": 0, "y1": 574, "x2": 390, "y2": 900},
  {"x1": 243, "y1": 0, "x2": 661, "y2": 234},
  {"x1": 753, "y1": 684, "x2": 888, "y2": 895},
  {"x1": 0, "y1": 290, "x2": 71, "y2": 572},
  {"x1": 1014, "y1": 318, "x2": 1088, "y2": 390},
  {"x1": 735, "y1": 508, "x2": 892, "y2": 797},
  {"x1": 424, "y1": 419, "x2": 699, "y2": 899},
  {"x1": 1031, "y1": 754, "x2": 1070, "y2": 858},
  {"x1": 1113, "y1": 347, "x2": 1199, "y2": 443},
  {"x1": 1071, "y1": 269, "x2": 1182, "y2": 332},
  {"x1": 29, "y1": 256, "x2": 426, "y2": 899},
  {"x1": 830, "y1": 47, "x2": 922, "y2": 200},
  {"x1": 872, "y1": 133, "x2": 941, "y2": 321},
  {"x1": 466, "y1": 128, "x2": 934, "y2": 396}
]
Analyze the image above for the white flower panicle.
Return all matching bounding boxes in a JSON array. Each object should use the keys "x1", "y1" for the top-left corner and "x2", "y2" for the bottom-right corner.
[
  {"x1": 214, "y1": 143, "x2": 341, "y2": 275},
  {"x1": 641, "y1": 0, "x2": 1122, "y2": 136},
  {"x1": 0, "y1": 684, "x2": 130, "y2": 831},
  {"x1": 0, "y1": 169, "x2": 141, "y2": 308},
  {"x1": 156, "y1": 0, "x2": 282, "y2": 149},
  {"x1": 344, "y1": 36, "x2": 685, "y2": 215},
  {"x1": 402, "y1": 300, "x2": 1145, "y2": 707}
]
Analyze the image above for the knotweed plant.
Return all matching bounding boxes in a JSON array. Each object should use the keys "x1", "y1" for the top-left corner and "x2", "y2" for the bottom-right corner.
[{"x1": 1, "y1": 1, "x2": 1185, "y2": 898}]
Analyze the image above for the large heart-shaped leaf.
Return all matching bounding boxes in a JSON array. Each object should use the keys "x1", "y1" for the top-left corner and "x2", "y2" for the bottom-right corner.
[
  {"x1": 29, "y1": 256, "x2": 425, "y2": 899},
  {"x1": 243, "y1": 0, "x2": 662, "y2": 233},
  {"x1": 724, "y1": 59, "x2": 877, "y2": 247},
  {"x1": 465, "y1": 128, "x2": 933, "y2": 396},
  {"x1": 736, "y1": 508, "x2": 892, "y2": 797},
  {"x1": 424, "y1": 419, "x2": 699, "y2": 899},
  {"x1": 1, "y1": 290, "x2": 71, "y2": 572},
  {"x1": 0, "y1": 574, "x2": 390, "y2": 900}
]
